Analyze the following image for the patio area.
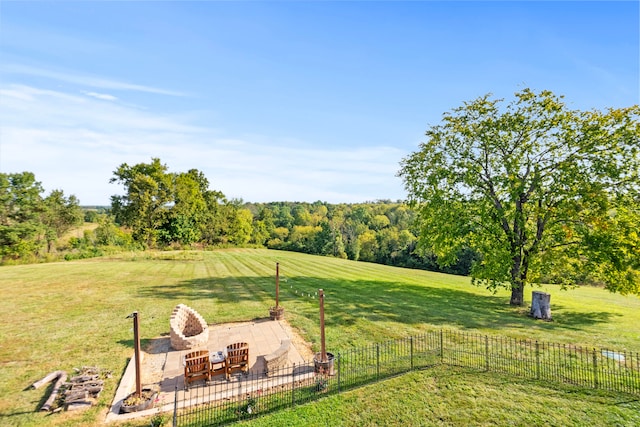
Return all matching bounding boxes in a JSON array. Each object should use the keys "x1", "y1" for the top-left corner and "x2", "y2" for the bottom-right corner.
[{"x1": 106, "y1": 318, "x2": 314, "y2": 423}]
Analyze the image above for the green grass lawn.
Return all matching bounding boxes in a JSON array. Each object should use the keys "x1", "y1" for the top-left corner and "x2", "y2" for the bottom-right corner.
[
  {"x1": 1, "y1": 248, "x2": 639, "y2": 426},
  {"x1": 237, "y1": 366, "x2": 640, "y2": 427}
]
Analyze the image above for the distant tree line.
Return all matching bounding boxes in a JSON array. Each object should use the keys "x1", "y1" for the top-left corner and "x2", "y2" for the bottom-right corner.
[
  {"x1": 0, "y1": 160, "x2": 474, "y2": 275},
  {"x1": 4, "y1": 154, "x2": 635, "y2": 292},
  {"x1": 105, "y1": 158, "x2": 474, "y2": 274}
]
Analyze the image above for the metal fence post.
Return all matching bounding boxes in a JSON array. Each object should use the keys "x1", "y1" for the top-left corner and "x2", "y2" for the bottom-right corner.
[
  {"x1": 337, "y1": 352, "x2": 341, "y2": 392},
  {"x1": 410, "y1": 336, "x2": 414, "y2": 371},
  {"x1": 485, "y1": 335, "x2": 490, "y2": 372},
  {"x1": 172, "y1": 385, "x2": 178, "y2": 427},
  {"x1": 376, "y1": 343, "x2": 380, "y2": 380},
  {"x1": 291, "y1": 363, "x2": 296, "y2": 407},
  {"x1": 592, "y1": 349, "x2": 598, "y2": 389},
  {"x1": 439, "y1": 329, "x2": 444, "y2": 363},
  {"x1": 535, "y1": 341, "x2": 540, "y2": 380}
]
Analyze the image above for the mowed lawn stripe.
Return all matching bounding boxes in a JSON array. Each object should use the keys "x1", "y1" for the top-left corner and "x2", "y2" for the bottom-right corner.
[{"x1": 1, "y1": 248, "x2": 639, "y2": 427}]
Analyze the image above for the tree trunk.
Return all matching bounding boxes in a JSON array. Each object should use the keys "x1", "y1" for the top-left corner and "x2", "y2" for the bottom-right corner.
[
  {"x1": 510, "y1": 254, "x2": 525, "y2": 306},
  {"x1": 510, "y1": 284, "x2": 524, "y2": 306},
  {"x1": 530, "y1": 291, "x2": 552, "y2": 320}
]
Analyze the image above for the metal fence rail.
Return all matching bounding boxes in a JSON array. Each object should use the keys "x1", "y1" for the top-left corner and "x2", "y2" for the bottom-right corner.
[{"x1": 173, "y1": 330, "x2": 640, "y2": 426}]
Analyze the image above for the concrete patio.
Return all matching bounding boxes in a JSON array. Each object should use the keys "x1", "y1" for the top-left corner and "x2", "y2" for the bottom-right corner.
[{"x1": 106, "y1": 318, "x2": 314, "y2": 423}]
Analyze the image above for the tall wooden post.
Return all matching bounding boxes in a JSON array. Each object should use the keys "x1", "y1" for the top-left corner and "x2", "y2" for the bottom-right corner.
[
  {"x1": 127, "y1": 311, "x2": 142, "y2": 398},
  {"x1": 269, "y1": 262, "x2": 284, "y2": 321},
  {"x1": 276, "y1": 262, "x2": 280, "y2": 308},
  {"x1": 319, "y1": 289, "x2": 327, "y2": 362}
]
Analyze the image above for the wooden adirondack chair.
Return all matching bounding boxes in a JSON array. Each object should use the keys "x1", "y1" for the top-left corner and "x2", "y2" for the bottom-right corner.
[
  {"x1": 183, "y1": 350, "x2": 210, "y2": 390},
  {"x1": 225, "y1": 342, "x2": 249, "y2": 380}
]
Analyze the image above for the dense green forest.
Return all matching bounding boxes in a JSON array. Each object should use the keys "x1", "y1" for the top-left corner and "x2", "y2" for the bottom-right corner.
[
  {"x1": 243, "y1": 200, "x2": 475, "y2": 275},
  {"x1": 0, "y1": 164, "x2": 473, "y2": 274}
]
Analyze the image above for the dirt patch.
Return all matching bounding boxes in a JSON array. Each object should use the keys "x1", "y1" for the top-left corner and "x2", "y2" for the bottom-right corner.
[
  {"x1": 141, "y1": 337, "x2": 170, "y2": 385},
  {"x1": 277, "y1": 319, "x2": 315, "y2": 360}
]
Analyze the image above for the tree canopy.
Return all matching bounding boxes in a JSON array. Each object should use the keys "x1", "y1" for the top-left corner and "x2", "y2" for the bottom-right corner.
[
  {"x1": 109, "y1": 158, "x2": 237, "y2": 247},
  {"x1": 399, "y1": 89, "x2": 640, "y2": 305},
  {"x1": 0, "y1": 172, "x2": 83, "y2": 259}
]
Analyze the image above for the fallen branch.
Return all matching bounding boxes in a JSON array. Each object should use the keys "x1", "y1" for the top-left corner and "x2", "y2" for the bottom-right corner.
[
  {"x1": 31, "y1": 370, "x2": 66, "y2": 390},
  {"x1": 40, "y1": 371, "x2": 68, "y2": 412},
  {"x1": 69, "y1": 374, "x2": 99, "y2": 383}
]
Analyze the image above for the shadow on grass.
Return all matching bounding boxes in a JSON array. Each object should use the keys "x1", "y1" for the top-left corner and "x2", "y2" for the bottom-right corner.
[
  {"x1": 0, "y1": 380, "x2": 59, "y2": 421},
  {"x1": 136, "y1": 274, "x2": 617, "y2": 335},
  {"x1": 32, "y1": 381, "x2": 55, "y2": 412},
  {"x1": 548, "y1": 308, "x2": 622, "y2": 330},
  {"x1": 137, "y1": 275, "x2": 273, "y2": 306}
]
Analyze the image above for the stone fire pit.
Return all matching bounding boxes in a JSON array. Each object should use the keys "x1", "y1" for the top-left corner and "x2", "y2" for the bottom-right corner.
[{"x1": 169, "y1": 304, "x2": 209, "y2": 350}]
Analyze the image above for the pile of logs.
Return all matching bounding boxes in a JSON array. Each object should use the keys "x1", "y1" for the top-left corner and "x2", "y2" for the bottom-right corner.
[{"x1": 31, "y1": 367, "x2": 111, "y2": 412}]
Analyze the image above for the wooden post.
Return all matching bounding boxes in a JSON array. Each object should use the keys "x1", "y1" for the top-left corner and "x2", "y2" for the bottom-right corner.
[
  {"x1": 38, "y1": 371, "x2": 68, "y2": 412},
  {"x1": 270, "y1": 263, "x2": 284, "y2": 320},
  {"x1": 276, "y1": 262, "x2": 280, "y2": 308},
  {"x1": 319, "y1": 289, "x2": 327, "y2": 362},
  {"x1": 31, "y1": 370, "x2": 66, "y2": 390},
  {"x1": 127, "y1": 311, "x2": 142, "y2": 398}
]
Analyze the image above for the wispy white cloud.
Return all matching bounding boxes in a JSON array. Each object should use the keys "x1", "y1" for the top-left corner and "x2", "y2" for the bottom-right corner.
[
  {"x1": 2, "y1": 64, "x2": 187, "y2": 97},
  {"x1": 83, "y1": 91, "x2": 118, "y2": 101},
  {"x1": 0, "y1": 83, "x2": 406, "y2": 205}
]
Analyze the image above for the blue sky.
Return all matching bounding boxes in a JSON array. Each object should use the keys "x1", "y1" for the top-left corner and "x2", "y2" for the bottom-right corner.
[{"x1": 1, "y1": 1, "x2": 638, "y2": 205}]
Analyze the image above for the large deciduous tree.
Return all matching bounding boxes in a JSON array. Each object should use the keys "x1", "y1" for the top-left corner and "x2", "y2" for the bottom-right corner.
[
  {"x1": 110, "y1": 158, "x2": 231, "y2": 247},
  {"x1": 399, "y1": 89, "x2": 640, "y2": 305},
  {"x1": 0, "y1": 172, "x2": 45, "y2": 258},
  {"x1": 0, "y1": 172, "x2": 83, "y2": 258},
  {"x1": 42, "y1": 190, "x2": 83, "y2": 252},
  {"x1": 110, "y1": 158, "x2": 173, "y2": 247}
]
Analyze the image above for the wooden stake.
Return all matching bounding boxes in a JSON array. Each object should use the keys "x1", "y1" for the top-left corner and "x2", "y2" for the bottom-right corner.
[
  {"x1": 127, "y1": 311, "x2": 142, "y2": 398},
  {"x1": 276, "y1": 262, "x2": 280, "y2": 308},
  {"x1": 319, "y1": 289, "x2": 327, "y2": 362}
]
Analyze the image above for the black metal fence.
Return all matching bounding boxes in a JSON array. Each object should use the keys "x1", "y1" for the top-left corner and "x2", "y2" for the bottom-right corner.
[{"x1": 173, "y1": 330, "x2": 640, "y2": 426}]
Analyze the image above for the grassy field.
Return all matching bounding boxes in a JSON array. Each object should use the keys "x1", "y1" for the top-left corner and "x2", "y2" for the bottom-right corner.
[
  {"x1": 1, "y1": 248, "x2": 639, "y2": 426},
  {"x1": 237, "y1": 366, "x2": 640, "y2": 427}
]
